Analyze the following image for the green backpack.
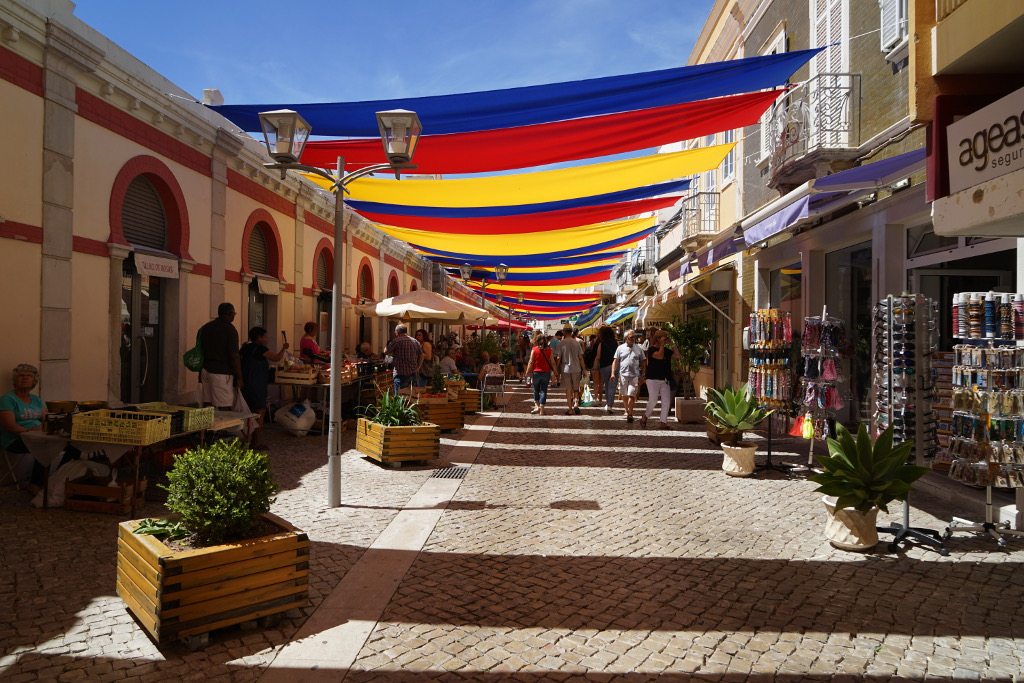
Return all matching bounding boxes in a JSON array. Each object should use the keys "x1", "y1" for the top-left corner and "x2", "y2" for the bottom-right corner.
[{"x1": 183, "y1": 330, "x2": 204, "y2": 372}]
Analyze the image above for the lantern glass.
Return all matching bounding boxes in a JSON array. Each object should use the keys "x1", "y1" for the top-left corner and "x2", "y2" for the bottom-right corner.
[
  {"x1": 258, "y1": 109, "x2": 311, "y2": 164},
  {"x1": 495, "y1": 263, "x2": 509, "y2": 281},
  {"x1": 376, "y1": 109, "x2": 422, "y2": 165},
  {"x1": 459, "y1": 263, "x2": 473, "y2": 281},
  {"x1": 517, "y1": 293, "x2": 524, "y2": 304}
]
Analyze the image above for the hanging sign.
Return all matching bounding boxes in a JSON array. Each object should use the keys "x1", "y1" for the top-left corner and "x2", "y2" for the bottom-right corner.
[
  {"x1": 946, "y1": 85, "x2": 1024, "y2": 194},
  {"x1": 255, "y1": 277, "x2": 281, "y2": 295},
  {"x1": 134, "y1": 253, "x2": 179, "y2": 279}
]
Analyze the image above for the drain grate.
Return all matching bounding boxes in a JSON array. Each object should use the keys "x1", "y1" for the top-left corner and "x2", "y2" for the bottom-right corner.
[{"x1": 431, "y1": 466, "x2": 469, "y2": 479}]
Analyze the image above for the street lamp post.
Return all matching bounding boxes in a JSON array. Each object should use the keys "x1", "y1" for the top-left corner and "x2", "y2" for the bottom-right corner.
[
  {"x1": 460, "y1": 262, "x2": 507, "y2": 318},
  {"x1": 257, "y1": 108, "x2": 422, "y2": 509}
]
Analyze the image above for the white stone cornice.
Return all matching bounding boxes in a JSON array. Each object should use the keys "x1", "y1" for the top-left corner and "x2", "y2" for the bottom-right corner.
[{"x1": 45, "y1": 20, "x2": 103, "y2": 74}]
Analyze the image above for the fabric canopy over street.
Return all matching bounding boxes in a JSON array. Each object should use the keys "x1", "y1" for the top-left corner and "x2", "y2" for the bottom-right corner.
[
  {"x1": 299, "y1": 90, "x2": 783, "y2": 174},
  {"x1": 308, "y1": 145, "x2": 732, "y2": 208},
  {"x1": 605, "y1": 306, "x2": 638, "y2": 325},
  {"x1": 356, "y1": 289, "x2": 490, "y2": 322},
  {"x1": 354, "y1": 195, "x2": 682, "y2": 235},
  {"x1": 210, "y1": 48, "x2": 821, "y2": 136},
  {"x1": 573, "y1": 305, "x2": 605, "y2": 329}
]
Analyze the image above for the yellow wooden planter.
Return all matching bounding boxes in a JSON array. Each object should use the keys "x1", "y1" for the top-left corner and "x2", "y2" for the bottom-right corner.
[
  {"x1": 115, "y1": 512, "x2": 309, "y2": 644},
  {"x1": 458, "y1": 389, "x2": 481, "y2": 414},
  {"x1": 355, "y1": 417, "x2": 440, "y2": 464},
  {"x1": 414, "y1": 401, "x2": 464, "y2": 432}
]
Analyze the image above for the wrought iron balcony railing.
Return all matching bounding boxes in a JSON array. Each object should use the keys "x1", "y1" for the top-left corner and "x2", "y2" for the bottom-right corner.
[
  {"x1": 683, "y1": 191, "x2": 720, "y2": 241},
  {"x1": 763, "y1": 73, "x2": 861, "y2": 175}
]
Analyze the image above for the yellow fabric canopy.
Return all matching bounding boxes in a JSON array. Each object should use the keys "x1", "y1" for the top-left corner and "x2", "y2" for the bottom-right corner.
[
  {"x1": 306, "y1": 144, "x2": 733, "y2": 207},
  {"x1": 373, "y1": 216, "x2": 655, "y2": 256},
  {"x1": 467, "y1": 257, "x2": 621, "y2": 274}
]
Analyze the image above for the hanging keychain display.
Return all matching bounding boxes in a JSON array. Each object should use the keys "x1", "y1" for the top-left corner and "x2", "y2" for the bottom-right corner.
[
  {"x1": 798, "y1": 307, "x2": 847, "y2": 462},
  {"x1": 748, "y1": 309, "x2": 793, "y2": 408}
]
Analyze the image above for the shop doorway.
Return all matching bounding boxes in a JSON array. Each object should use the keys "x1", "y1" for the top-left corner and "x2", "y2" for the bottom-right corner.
[
  {"x1": 120, "y1": 262, "x2": 163, "y2": 404},
  {"x1": 825, "y1": 242, "x2": 872, "y2": 427}
]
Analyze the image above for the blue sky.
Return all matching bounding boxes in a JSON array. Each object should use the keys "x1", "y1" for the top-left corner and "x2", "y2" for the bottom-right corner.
[{"x1": 73, "y1": 0, "x2": 716, "y2": 105}]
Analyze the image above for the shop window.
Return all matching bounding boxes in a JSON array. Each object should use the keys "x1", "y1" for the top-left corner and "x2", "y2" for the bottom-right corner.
[
  {"x1": 122, "y1": 176, "x2": 167, "y2": 250},
  {"x1": 769, "y1": 262, "x2": 803, "y2": 331},
  {"x1": 907, "y1": 225, "x2": 957, "y2": 257},
  {"x1": 825, "y1": 241, "x2": 872, "y2": 428}
]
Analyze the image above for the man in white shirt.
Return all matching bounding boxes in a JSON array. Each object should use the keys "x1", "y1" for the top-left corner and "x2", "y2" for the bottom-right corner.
[
  {"x1": 439, "y1": 348, "x2": 459, "y2": 376},
  {"x1": 558, "y1": 326, "x2": 585, "y2": 415},
  {"x1": 610, "y1": 329, "x2": 646, "y2": 423}
]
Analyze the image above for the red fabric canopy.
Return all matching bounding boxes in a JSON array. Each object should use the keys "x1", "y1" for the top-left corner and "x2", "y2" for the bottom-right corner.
[
  {"x1": 301, "y1": 89, "x2": 782, "y2": 174},
  {"x1": 466, "y1": 320, "x2": 531, "y2": 331},
  {"x1": 354, "y1": 195, "x2": 681, "y2": 235}
]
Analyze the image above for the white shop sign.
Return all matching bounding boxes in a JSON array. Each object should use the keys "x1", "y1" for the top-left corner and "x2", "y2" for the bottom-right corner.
[
  {"x1": 134, "y1": 253, "x2": 179, "y2": 279},
  {"x1": 946, "y1": 85, "x2": 1024, "y2": 194}
]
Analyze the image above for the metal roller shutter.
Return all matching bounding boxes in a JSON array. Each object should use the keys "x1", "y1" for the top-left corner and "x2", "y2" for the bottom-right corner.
[
  {"x1": 316, "y1": 252, "x2": 330, "y2": 289},
  {"x1": 248, "y1": 223, "x2": 271, "y2": 275},
  {"x1": 122, "y1": 176, "x2": 167, "y2": 250}
]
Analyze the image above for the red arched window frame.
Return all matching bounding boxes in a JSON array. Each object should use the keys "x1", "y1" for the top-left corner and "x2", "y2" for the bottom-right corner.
[
  {"x1": 312, "y1": 237, "x2": 335, "y2": 290},
  {"x1": 387, "y1": 271, "x2": 400, "y2": 298},
  {"x1": 108, "y1": 155, "x2": 192, "y2": 259},
  {"x1": 241, "y1": 209, "x2": 284, "y2": 278},
  {"x1": 357, "y1": 258, "x2": 375, "y2": 301},
  {"x1": 410, "y1": 281, "x2": 418, "y2": 291}
]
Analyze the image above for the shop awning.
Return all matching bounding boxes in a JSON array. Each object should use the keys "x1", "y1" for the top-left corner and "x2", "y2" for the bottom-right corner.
[
  {"x1": 605, "y1": 306, "x2": 638, "y2": 326},
  {"x1": 741, "y1": 148, "x2": 926, "y2": 246},
  {"x1": 638, "y1": 298, "x2": 681, "y2": 324},
  {"x1": 695, "y1": 229, "x2": 743, "y2": 268}
]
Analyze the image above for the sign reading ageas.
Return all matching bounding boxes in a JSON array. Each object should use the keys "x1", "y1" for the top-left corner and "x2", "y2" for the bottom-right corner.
[{"x1": 947, "y1": 85, "x2": 1024, "y2": 194}]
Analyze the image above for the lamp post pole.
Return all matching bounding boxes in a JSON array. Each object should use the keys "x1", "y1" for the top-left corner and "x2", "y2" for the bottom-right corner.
[{"x1": 258, "y1": 108, "x2": 421, "y2": 509}]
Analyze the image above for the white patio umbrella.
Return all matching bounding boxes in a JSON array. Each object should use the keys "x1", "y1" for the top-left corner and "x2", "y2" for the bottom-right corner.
[{"x1": 357, "y1": 289, "x2": 497, "y2": 324}]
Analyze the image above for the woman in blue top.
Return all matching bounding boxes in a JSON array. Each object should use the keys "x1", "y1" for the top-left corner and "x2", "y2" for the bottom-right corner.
[
  {"x1": 0, "y1": 364, "x2": 47, "y2": 486},
  {"x1": 240, "y1": 327, "x2": 289, "y2": 448}
]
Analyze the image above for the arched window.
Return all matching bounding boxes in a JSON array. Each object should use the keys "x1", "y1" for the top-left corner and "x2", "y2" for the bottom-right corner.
[
  {"x1": 122, "y1": 176, "x2": 167, "y2": 250},
  {"x1": 410, "y1": 281, "x2": 418, "y2": 291},
  {"x1": 359, "y1": 264, "x2": 374, "y2": 301},
  {"x1": 387, "y1": 273, "x2": 400, "y2": 298},
  {"x1": 247, "y1": 222, "x2": 273, "y2": 276},
  {"x1": 316, "y1": 250, "x2": 332, "y2": 290}
]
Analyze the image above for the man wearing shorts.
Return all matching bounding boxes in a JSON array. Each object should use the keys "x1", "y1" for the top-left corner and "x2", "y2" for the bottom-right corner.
[
  {"x1": 199, "y1": 302, "x2": 242, "y2": 409},
  {"x1": 557, "y1": 325, "x2": 584, "y2": 415},
  {"x1": 611, "y1": 329, "x2": 646, "y2": 423}
]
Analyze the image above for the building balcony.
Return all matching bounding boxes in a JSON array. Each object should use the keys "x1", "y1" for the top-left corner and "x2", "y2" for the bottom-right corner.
[
  {"x1": 932, "y1": 0, "x2": 1024, "y2": 75},
  {"x1": 764, "y1": 73, "x2": 862, "y2": 191},
  {"x1": 681, "y1": 191, "x2": 720, "y2": 248}
]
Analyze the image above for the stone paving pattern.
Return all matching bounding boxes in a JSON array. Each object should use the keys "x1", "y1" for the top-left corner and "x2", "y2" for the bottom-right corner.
[{"x1": 2, "y1": 384, "x2": 1023, "y2": 681}]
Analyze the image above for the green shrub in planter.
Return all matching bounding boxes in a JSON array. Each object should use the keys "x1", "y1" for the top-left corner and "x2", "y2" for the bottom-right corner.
[{"x1": 163, "y1": 439, "x2": 277, "y2": 545}]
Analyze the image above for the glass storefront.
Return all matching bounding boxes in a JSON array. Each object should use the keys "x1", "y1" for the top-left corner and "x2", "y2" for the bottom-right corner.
[{"x1": 825, "y1": 242, "x2": 872, "y2": 427}]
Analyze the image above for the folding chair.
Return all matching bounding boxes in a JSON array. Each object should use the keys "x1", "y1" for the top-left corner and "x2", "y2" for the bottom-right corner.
[
  {"x1": 2, "y1": 449, "x2": 26, "y2": 489},
  {"x1": 480, "y1": 373, "x2": 506, "y2": 412}
]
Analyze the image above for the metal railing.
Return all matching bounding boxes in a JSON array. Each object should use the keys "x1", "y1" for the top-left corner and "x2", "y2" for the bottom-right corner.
[
  {"x1": 764, "y1": 73, "x2": 861, "y2": 173},
  {"x1": 683, "y1": 191, "x2": 720, "y2": 239},
  {"x1": 936, "y1": 0, "x2": 968, "y2": 21},
  {"x1": 629, "y1": 248, "x2": 657, "y2": 279}
]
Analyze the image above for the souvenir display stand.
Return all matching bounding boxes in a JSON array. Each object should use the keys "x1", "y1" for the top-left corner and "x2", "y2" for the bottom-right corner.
[
  {"x1": 747, "y1": 308, "x2": 795, "y2": 474},
  {"x1": 944, "y1": 292, "x2": 1024, "y2": 547},
  {"x1": 798, "y1": 307, "x2": 846, "y2": 464},
  {"x1": 871, "y1": 294, "x2": 947, "y2": 555}
]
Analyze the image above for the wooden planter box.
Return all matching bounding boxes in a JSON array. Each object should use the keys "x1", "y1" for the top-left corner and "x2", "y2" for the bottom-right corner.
[
  {"x1": 115, "y1": 512, "x2": 309, "y2": 644},
  {"x1": 415, "y1": 401, "x2": 464, "y2": 432},
  {"x1": 66, "y1": 478, "x2": 147, "y2": 514},
  {"x1": 458, "y1": 389, "x2": 481, "y2": 414},
  {"x1": 355, "y1": 418, "x2": 440, "y2": 464}
]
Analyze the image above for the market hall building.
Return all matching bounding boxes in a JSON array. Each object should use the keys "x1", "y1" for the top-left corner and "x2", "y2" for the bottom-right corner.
[{"x1": 0, "y1": 0, "x2": 433, "y2": 406}]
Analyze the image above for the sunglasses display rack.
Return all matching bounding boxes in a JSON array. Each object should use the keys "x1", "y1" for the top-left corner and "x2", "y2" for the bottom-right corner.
[
  {"x1": 747, "y1": 309, "x2": 796, "y2": 474},
  {"x1": 871, "y1": 294, "x2": 947, "y2": 555},
  {"x1": 944, "y1": 331, "x2": 1024, "y2": 548},
  {"x1": 797, "y1": 308, "x2": 846, "y2": 463}
]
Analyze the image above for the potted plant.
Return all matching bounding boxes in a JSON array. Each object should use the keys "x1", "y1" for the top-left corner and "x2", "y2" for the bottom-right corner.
[
  {"x1": 116, "y1": 439, "x2": 308, "y2": 646},
  {"x1": 662, "y1": 317, "x2": 717, "y2": 423},
  {"x1": 356, "y1": 391, "x2": 440, "y2": 465},
  {"x1": 415, "y1": 364, "x2": 464, "y2": 431},
  {"x1": 704, "y1": 384, "x2": 773, "y2": 477},
  {"x1": 809, "y1": 424, "x2": 928, "y2": 551}
]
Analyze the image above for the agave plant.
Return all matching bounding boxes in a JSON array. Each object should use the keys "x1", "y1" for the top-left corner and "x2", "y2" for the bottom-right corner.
[
  {"x1": 810, "y1": 424, "x2": 928, "y2": 513},
  {"x1": 362, "y1": 391, "x2": 421, "y2": 427},
  {"x1": 704, "y1": 384, "x2": 773, "y2": 446}
]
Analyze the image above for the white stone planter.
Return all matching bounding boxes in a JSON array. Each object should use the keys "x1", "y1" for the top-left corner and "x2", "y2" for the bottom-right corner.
[
  {"x1": 822, "y1": 496, "x2": 879, "y2": 551},
  {"x1": 720, "y1": 442, "x2": 757, "y2": 477}
]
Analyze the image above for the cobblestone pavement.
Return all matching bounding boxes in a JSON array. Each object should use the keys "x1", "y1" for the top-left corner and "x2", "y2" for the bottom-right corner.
[{"x1": 2, "y1": 384, "x2": 1024, "y2": 682}]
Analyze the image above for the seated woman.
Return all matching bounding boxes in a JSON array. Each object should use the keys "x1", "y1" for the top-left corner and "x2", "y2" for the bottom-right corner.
[
  {"x1": 438, "y1": 348, "x2": 459, "y2": 376},
  {"x1": 0, "y1": 364, "x2": 47, "y2": 487},
  {"x1": 299, "y1": 322, "x2": 331, "y2": 366}
]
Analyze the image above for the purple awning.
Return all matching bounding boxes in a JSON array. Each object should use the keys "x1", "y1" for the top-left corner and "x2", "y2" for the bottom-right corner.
[
  {"x1": 696, "y1": 230, "x2": 742, "y2": 268},
  {"x1": 743, "y1": 195, "x2": 810, "y2": 246},
  {"x1": 813, "y1": 148, "x2": 926, "y2": 191}
]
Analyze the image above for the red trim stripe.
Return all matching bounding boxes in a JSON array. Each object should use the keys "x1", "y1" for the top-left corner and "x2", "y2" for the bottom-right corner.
[
  {"x1": 227, "y1": 170, "x2": 296, "y2": 218},
  {"x1": 0, "y1": 45, "x2": 43, "y2": 96},
  {"x1": 0, "y1": 220, "x2": 43, "y2": 243}
]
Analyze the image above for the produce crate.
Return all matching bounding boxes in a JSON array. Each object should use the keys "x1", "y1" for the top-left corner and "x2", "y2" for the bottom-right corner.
[
  {"x1": 72, "y1": 409, "x2": 171, "y2": 446},
  {"x1": 135, "y1": 403, "x2": 215, "y2": 433},
  {"x1": 275, "y1": 367, "x2": 319, "y2": 385},
  {"x1": 65, "y1": 478, "x2": 147, "y2": 514}
]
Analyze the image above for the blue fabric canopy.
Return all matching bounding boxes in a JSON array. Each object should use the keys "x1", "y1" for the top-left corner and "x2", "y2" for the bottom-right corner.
[
  {"x1": 423, "y1": 250, "x2": 629, "y2": 268},
  {"x1": 210, "y1": 49, "x2": 821, "y2": 136},
  {"x1": 605, "y1": 306, "x2": 638, "y2": 325},
  {"x1": 347, "y1": 180, "x2": 690, "y2": 218},
  {"x1": 573, "y1": 305, "x2": 605, "y2": 329}
]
